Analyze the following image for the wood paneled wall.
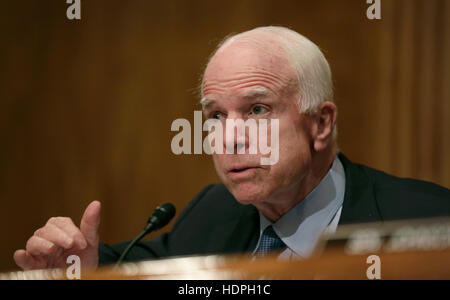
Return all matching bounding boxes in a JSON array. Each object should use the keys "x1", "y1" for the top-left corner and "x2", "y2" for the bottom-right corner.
[{"x1": 0, "y1": 0, "x2": 448, "y2": 271}]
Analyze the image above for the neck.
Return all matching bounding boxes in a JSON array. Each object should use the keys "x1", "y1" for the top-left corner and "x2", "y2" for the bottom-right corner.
[{"x1": 255, "y1": 145, "x2": 337, "y2": 222}]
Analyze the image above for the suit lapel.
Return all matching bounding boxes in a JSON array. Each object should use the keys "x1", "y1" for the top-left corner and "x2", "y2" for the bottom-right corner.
[
  {"x1": 220, "y1": 204, "x2": 260, "y2": 254},
  {"x1": 338, "y1": 153, "x2": 382, "y2": 225}
]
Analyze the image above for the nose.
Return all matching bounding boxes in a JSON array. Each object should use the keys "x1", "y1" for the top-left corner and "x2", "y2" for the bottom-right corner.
[{"x1": 222, "y1": 115, "x2": 251, "y2": 154}]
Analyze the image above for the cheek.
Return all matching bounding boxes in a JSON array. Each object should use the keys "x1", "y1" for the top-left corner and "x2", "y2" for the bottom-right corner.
[
  {"x1": 280, "y1": 132, "x2": 310, "y2": 159},
  {"x1": 212, "y1": 155, "x2": 224, "y2": 175},
  {"x1": 212, "y1": 154, "x2": 232, "y2": 185},
  {"x1": 273, "y1": 122, "x2": 312, "y2": 178}
]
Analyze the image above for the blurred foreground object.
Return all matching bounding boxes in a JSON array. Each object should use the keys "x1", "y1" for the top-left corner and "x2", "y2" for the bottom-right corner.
[{"x1": 2, "y1": 217, "x2": 449, "y2": 280}]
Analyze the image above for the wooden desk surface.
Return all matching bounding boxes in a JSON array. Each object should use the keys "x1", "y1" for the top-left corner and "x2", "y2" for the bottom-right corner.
[{"x1": 3, "y1": 218, "x2": 450, "y2": 280}]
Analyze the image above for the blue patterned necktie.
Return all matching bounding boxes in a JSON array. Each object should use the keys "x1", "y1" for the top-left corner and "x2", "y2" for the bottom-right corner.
[{"x1": 255, "y1": 225, "x2": 286, "y2": 256}]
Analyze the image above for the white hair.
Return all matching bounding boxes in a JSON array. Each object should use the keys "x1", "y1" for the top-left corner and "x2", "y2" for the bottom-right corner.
[{"x1": 201, "y1": 26, "x2": 337, "y2": 138}]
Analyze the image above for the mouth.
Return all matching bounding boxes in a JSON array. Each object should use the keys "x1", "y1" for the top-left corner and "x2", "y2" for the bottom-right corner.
[
  {"x1": 228, "y1": 165, "x2": 260, "y2": 172},
  {"x1": 230, "y1": 167, "x2": 254, "y2": 173},
  {"x1": 226, "y1": 166, "x2": 261, "y2": 180}
]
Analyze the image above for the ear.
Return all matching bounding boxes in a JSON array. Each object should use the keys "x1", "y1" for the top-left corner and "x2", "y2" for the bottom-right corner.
[{"x1": 312, "y1": 101, "x2": 337, "y2": 152}]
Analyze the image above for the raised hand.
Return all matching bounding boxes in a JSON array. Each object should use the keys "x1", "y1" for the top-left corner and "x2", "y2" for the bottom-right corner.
[{"x1": 13, "y1": 201, "x2": 101, "y2": 271}]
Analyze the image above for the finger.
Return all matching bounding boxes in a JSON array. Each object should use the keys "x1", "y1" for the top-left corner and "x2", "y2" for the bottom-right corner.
[
  {"x1": 35, "y1": 223, "x2": 74, "y2": 250},
  {"x1": 46, "y1": 217, "x2": 87, "y2": 249},
  {"x1": 80, "y1": 201, "x2": 101, "y2": 246},
  {"x1": 26, "y1": 235, "x2": 56, "y2": 256},
  {"x1": 14, "y1": 249, "x2": 32, "y2": 270},
  {"x1": 13, "y1": 250, "x2": 46, "y2": 271}
]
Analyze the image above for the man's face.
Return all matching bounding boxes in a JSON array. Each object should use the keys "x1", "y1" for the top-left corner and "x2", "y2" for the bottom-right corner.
[{"x1": 202, "y1": 41, "x2": 315, "y2": 206}]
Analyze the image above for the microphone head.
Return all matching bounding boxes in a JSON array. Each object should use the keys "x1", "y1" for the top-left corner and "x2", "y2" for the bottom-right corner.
[{"x1": 147, "y1": 202, "x2": 176, "y2": 231}]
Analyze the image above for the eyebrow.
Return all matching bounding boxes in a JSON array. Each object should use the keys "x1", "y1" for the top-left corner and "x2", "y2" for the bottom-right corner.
[
  {"x1": 200, "y1": 87, "x2": 270, "y2": 110},
  {"x1": 200, "y1": 98, "x2": 214, "y2": 110},
  {"x1": 242, "y1": 87, "x2": 269, "y2": 99}
]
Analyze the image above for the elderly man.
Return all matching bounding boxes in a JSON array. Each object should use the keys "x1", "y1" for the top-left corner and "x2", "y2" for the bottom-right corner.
[{"x1": 14, "y1": 26, "x2": 450, "y2": 270}]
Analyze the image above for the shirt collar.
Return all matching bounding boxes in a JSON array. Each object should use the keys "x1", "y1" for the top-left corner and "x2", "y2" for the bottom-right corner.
[{"x1": 257, "y1": 156, "x2": 346, "y2": 258}]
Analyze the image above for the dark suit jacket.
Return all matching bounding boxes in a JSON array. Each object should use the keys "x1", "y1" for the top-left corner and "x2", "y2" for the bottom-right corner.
[{"x1": 98, "y1": 153, "x2": 450, "y2": 265}]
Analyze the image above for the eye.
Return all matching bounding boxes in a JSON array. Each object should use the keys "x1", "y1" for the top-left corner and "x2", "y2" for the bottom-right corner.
[
  {"x1": 250, "y1": 105, "x2": 268, "y2": 116},
  {"x1": 211, "y1": 112, "x2": 225, "y2": 120}
]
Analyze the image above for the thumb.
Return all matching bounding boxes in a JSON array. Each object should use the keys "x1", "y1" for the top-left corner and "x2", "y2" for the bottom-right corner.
[{"x1": 80, "y1": 200, "x2": 101, "y2": 246}]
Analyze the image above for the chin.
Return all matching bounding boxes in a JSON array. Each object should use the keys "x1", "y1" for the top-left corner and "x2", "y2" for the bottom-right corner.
[{"x1": 227, "y1": 182, "x2": 270, "y2": 205}]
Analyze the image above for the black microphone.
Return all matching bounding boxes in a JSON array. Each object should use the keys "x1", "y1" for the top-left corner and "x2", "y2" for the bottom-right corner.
[{"x1": 115, "y1": 202, "x2": 176, "y2": 266}]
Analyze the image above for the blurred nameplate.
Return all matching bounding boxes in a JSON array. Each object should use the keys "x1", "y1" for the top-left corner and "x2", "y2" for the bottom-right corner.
[
  {"x1": 2, "y1": 217, "x2": 450, "y2": 280},
  {"x1": 316, "y1": 216, "x2": 450, "y2": 256}
]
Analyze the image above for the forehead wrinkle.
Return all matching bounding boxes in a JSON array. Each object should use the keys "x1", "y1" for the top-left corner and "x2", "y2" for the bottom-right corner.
[
  {"x1": 203, "y1": 70, "x2": 291, "y2": 97},
  {"x1": 202, "y1": 83, "x2": 227, "y2": 96},
  {"x1": 206, "y1": 68, "x2": 291, "y2": 87},
  {"x1": 203, "y1": 39, "x2": 297, "y2": 97},
  {"x1": 204, "y1": 79, "x2": 282, "y2": 97}
]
